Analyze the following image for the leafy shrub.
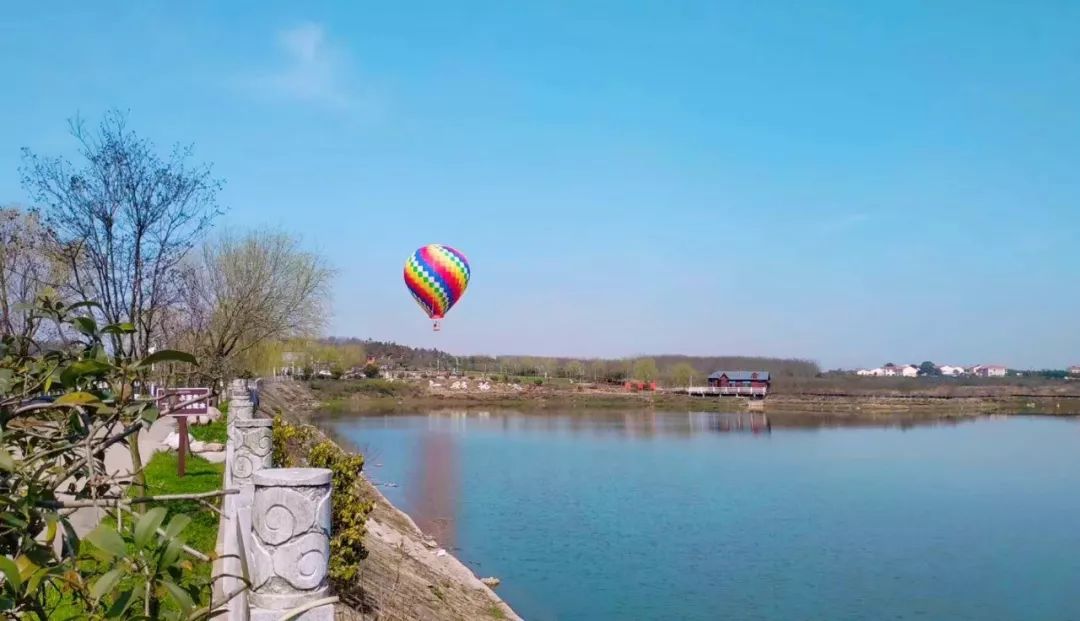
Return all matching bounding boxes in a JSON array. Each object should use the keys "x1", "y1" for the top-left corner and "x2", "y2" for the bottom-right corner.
[
  {"x1": 271, "y1": 417, "x2": 372, "y2": 591},
  {"x1": 308, "y1": 441, "x2": 370, "y2": 586},
  {"x1": 0, "y1": 296, "x2": 222, "y2": 619}
]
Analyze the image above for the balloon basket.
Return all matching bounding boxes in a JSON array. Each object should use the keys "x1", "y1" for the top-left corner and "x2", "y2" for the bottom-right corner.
[{"x1": 432, "y1": 319, "x2": 442, "y2": 332}]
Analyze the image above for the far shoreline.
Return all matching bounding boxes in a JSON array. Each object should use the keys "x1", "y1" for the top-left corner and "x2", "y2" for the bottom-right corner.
[{"x1": 304, "y1": 378, "x2": 1080, "y2": 419}]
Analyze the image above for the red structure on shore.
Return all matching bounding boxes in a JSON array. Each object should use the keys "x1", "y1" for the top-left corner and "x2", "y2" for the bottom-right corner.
[{"x1": 707, "y1": 371, "x2": 770, "y2": 391}]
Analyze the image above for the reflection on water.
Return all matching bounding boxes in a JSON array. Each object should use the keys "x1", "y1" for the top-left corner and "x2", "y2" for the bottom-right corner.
[
  {"x1": 409, "y1": 431, "x2": 458, "y2": 547},
  {"x1": 330, "y1": 409, "x2": 968, "y2": 554},
  {"x1": 327, "y1": 410, "x2": 1080, "y2": 621},
  {"x1": 374, "y1": 411, "x2": 770, "y2": 548},
  {"x1": 351, "y1": 409, "x2": 774, "y2": 438}
]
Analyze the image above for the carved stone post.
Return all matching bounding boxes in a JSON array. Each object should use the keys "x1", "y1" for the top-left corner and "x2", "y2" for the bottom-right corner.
[
  {"x1": 228, "y1": 379, "x2": 254, "y2": 423},
  {"x1": 249, "y1": 468, "x2": 333, "y2": 620},
  {"x1": 230, "y1": 418, "x2": 273, "y2": 506}
]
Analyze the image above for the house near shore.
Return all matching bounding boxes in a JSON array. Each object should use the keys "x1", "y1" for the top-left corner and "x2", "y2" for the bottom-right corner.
[
  {"x1": 1068, "y1": 365, "x2": 1080, "y2": 377},
  {"x1": 881, "y1": 364, "x2": 918, "y2": 377},
  {"x1": 859, "y1": 364, "x2": 918, "y2": 377},
  {"x1": 939, "y1": 365, "x2": 965, "y2": 377},
  {"x1": 707, "y1": 371, "x2": 770, "y2": 392},
  {"x1": 972, "y1": 364, "x2": 1007, "y2": 377}
]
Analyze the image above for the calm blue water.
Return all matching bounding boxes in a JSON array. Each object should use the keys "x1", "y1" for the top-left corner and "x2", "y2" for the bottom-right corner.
[{"x1": 328, "y1": 411, "x2": 1080, "y2": 621}]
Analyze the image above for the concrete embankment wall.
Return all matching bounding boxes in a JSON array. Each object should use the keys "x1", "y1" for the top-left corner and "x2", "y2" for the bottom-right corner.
[{"x1": 258, "y1": 379, "x2": 521, "y2": 621}]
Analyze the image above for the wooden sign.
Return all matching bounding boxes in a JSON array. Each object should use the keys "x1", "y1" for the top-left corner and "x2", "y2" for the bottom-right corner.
[
  {"x1": 158, "y1": 387, "x2": 210, "y2": 416},
  {"x1": 155, "y1": 387, "x2": 211, "y2": 477}
]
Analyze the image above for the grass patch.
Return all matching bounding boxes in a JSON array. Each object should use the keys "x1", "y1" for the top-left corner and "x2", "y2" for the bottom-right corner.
[
  {"x1": 189, "y1": 416, "x2": 227, "y2": 444},
  {"x1": 141, "y1": 451, "x2": 224, "y2": 554},
  {"x1": 310, "y1": 378, "x2": 421, "y2": 399}
]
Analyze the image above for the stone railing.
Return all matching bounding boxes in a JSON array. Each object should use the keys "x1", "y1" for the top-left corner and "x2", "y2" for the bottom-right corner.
[{"x1": 215, "y1": 379, "x2": 336, "y2": 620}]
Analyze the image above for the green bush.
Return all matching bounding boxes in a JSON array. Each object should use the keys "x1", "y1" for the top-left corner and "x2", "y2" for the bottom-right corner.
[
  {"x1": 271, "y1": 417, "x2": 372, "y2": 591},
  {"x1": 308, "y1": 441, "x2": 369, "y2": 586},
  {"x1": 0, "y1": 296, "x2": 218, "y2": 619}
]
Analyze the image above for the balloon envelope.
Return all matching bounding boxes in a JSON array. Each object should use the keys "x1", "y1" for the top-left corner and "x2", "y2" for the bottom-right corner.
[{"x1": 404, "y1": 244, "x2": 471, "y2": 323}]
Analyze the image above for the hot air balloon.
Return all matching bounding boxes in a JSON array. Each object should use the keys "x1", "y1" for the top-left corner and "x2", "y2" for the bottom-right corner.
[{"x1": 404, "y1": 244, "x2": 471, "y2": 331}]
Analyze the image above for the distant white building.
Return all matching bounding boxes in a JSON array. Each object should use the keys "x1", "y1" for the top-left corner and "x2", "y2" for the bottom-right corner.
[
  {"x1": 857, "y1": 364, "x2": 917, "y2": 377},
  {"x1": 972, "y1": 364, "x2": 1007, "y2": 378},
  {"x1": 1068, "y1": 365, "x2": 1080, "y2": 377},
  {"x1": 939, "y1": 365, "x2": 965, "y2": 377}
]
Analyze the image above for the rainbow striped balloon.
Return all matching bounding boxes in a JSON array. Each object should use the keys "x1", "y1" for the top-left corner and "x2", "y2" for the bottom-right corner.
[{"x1": 404, "y1": 244, "x2": 471, "y2": 330}]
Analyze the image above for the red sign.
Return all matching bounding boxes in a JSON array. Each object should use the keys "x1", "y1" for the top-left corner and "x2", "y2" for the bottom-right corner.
[{"x1": 158, "y1": 387, "x2": 210, "y2": 416}]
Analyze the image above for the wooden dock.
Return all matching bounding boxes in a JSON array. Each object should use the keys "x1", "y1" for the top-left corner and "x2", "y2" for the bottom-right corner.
[{"x1": 682, "y1": 386, "x2": 768, "y2": 399}]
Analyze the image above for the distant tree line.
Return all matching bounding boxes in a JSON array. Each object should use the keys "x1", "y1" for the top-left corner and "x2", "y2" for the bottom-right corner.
[{"x1": 279, "y1": 337, "x2": 821, "y2": 387}]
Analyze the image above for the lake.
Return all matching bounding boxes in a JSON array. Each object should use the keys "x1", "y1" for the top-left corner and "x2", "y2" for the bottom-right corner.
[{"x1": 327, "y1": 410, "x2": 1080, "y2": 620}]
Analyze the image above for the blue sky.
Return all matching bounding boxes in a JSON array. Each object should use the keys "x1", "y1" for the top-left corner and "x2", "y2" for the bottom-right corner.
[{"x1": 2, "y1": 2, "x2": 1079, "y2": 368}]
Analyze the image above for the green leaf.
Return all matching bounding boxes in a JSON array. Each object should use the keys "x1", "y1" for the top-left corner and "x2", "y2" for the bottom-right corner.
[
  {"x1": 91, "y1": 343, "x2": 109, "y2": 362},
  {"x1": 134, "y1": 507, "x2": 167, "y2": 548},
  {"x1": 60, "y1": 359, "x2": 112, "y2": 386},
  {"x1": 0, "y1": 447, "x2": 15, "y2": 472},
  {"x1": 104, "y1": 587, "x2": 136, "y2": 618},
  {"x1": 24, "y1": 547, "x2": 52, "y2": 570},
  {"x1": 162, "y1": 579, "x2": 194, "y2": 614},
  {"x1": 140, "y1": 406, "x2": 160, "y2": 424},
  {"x1": 55, "y1": 391, "x2": 102, "y2": 406},
  {"x1": 137, "y1": 350, "x2": 197, "y2": 367},
  {"x1": 102, "y1": 322, "x2": 136, "y2": 335},
  {"x1": 90, "y1": 567, "x2": 124, "y2": 603},
  {"x1": 44, "y1": 368, "x2": 61, "y2": 393},
  {"x1": 24, "y1": 566, "x2": 50, "y2": 597},
  {"x1": 60, "y1": 518, "x2": 80, "y2": 559},
  {"x1": 161, "y1": 537, "x2": 184, "y2": 568},
  {"x1": 1, "y1": 514, "x2": 28, "y2": 530},
  {"x1": 162, "y1": 514, "x2": 191, "y2": 540},
  {"x1": 85, "y1": 524, "x2": 126, "y2": 559},
  {"x1": 73, "y1": 316, "x2": 98, "y2": 336},
  {"x1": 0, "y1": 555, "x2": 21, "y2": 593}
]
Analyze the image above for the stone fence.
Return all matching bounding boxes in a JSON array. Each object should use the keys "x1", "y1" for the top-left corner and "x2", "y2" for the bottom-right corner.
[{"x1": 215, "y1": 379, "x2": 336, "y2": 620}]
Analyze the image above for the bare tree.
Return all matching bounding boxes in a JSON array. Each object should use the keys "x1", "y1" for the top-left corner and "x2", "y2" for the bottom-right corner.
[
  {"x1": 564, "y1": 360, "x2": 585, "y2": 380},
  {"x1": 20, "y1": 110, "x2": 223, "y2": 362},
  {"x1": 179, "y1": 230, "x2": 333, "y2": 385},
  {"x1": 0, "y1": 207, "x2": 58, "y2": 348}
]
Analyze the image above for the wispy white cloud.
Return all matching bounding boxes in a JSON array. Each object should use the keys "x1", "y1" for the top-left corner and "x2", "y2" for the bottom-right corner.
[{"x1": 249, "y1": 23, "x2": 354, "y2": 109}]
